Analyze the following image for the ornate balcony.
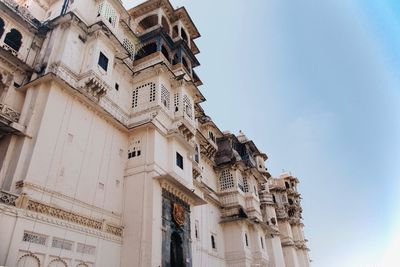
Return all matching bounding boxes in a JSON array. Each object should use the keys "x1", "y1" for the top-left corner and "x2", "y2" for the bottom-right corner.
[{"x1": 245, "y1": 194, "x2": 262, "y2": 221}]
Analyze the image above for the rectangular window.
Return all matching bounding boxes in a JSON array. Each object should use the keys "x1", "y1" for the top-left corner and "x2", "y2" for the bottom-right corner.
[
  {"x1": 98, "y1": 52, "x2": 109, "y2": 71},
  {"x1": 22, "y1": 232, "x2": 47, "y2": 246},
  {"x1": 176, "y1": 152, "x2": 183, "y2": 169},
  {"x1": 52, "y1": 238, "x2": 73, "y2": 251},
  {"x1": 77, "y1": 243, "x2": 96, "y2": 255}
]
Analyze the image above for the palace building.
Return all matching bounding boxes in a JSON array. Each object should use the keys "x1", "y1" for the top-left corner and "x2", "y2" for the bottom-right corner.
[{"x1": 0, "y1": 0, "x2": 310, "y2": 266}]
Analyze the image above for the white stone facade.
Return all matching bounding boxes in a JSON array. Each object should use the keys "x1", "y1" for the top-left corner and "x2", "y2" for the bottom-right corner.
[{"x1": 0, "y1": 0, "x2": 310, "y2": 266}]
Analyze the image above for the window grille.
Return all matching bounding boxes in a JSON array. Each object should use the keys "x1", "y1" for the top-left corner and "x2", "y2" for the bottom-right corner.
[
  {"x1": 123, "y1": 38, "x2": 135, "y2": 60},
  {"x1": 161, "y1": 84, "x2": 170, "y2": 109},
  {"x1": 183, "y1": 94, "x2": 192, "y2": 119},
  {"x1": 132, "y1": 89, "x2": 138, "y2": 108},
  {"x1": 52, "y1": 238, "x2": 73, "y2": 251},
  {"x1": 98, "y1": 1, "x2": 117, "y2": 27},
  {"x1": 238, "y1": 174, "x2": 245, "y2": 192},
  {"x1": 243, "y1": 177, "x2": 249, "y2": 192},
  {"x1": 174, "y1": 93, "x2": 179, "y2": 112},
  {"x1": 132, "y1": 82, "x2": 155, "y2": 108},
  {"x1": 22, "y1": 232, "x2": 47, "y2": 246},
  {"x1": 77, "y1": 243, "x2": 96, "y2": 255},
  {"x1": 219, "y1": 170, "x2": 234, "y2": 191},
  {"x1": 149, "y1": 83, "x2": 156, "y2": 102}
]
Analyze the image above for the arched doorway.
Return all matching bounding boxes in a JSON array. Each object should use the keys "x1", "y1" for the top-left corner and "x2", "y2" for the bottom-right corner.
[{"x1": 170, "y1": 231, "x2": 184, "y2": 267}]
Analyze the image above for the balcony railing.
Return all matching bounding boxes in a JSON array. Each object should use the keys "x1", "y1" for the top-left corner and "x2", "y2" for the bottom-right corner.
[{"x1": 2, "y1": 43, "x2": 18, "y2": 56}]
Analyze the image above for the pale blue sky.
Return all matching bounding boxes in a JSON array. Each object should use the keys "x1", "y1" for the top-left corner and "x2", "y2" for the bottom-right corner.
[{"x1": 124, "y1": 1, "x2": 400, "y2": 266}]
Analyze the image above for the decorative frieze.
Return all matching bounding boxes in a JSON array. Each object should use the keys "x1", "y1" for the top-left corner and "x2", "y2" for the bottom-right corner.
[
  {"x1": 10, "y1": 193, "x2": 124, "y2": 237},
  {"x1": 0, "y1": 190, "x2": 18, "y2": 206},
  {"x1": 0, "y1": 103, "x2": 21, "y2": 123}
]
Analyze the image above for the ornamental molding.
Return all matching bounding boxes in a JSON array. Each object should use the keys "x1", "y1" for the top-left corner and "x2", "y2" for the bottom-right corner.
[
  {"x1": 48, "y1": 257, "x2": 68, "y2": 267},
  {"x1": 0, "y1": 201, "x2": 123, "y2": 242},
  {"x1": 16, "y1": 181, "x2": 121, "y2": 218},
  {"x1": 0, "y1": 190, "x2": 124, "y2": 241},
  {"x1": 17, "y1": 252, "x2": 41, "y2": 266}
]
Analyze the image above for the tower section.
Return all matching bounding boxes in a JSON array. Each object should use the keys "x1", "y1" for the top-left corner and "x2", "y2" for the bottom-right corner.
[
  {"x1": 122, "y1": 1, "x2": 206, "y2": 266},
  {"x1": 269, "y1": 173, "x2": 310, "y2": 267}
]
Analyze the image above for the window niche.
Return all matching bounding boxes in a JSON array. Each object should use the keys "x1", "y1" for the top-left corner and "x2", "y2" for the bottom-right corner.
[
  {"x1": 211, "y1": 234, "x2": 216, "y2": 250},
  {"x1": 176, "y1": 152, "x2": 183, "y2": 169}
]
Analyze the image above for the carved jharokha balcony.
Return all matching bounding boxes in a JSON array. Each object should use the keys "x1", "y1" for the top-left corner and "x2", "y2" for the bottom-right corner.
[{"x1": 79, "y1": 71, "x2": 111, "y2": 97}]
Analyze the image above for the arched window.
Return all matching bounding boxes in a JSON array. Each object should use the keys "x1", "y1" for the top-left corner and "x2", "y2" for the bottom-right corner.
[
  {"x1": 135, "y1": 42, "x2": 157, "y2": 60},
  {"x1": 0, "y1": 18, "x2": 5, "y2": 39},
  {"x1": 161, "y1": 16, "x2": 170, "y2": 34},
  {"x1": 172, "y1": 25, "x2": 179, "y2": 38},
  {"x1": 138, "y1": 14, "x2": 158, "y2": 32},
  {"x1": 172, "y1": 53, "x2": 179, "y2": 65},
  {"x1": 4, "y1": 28, "x2": 22, "y2": 52},
  {"x1": 161, "y1": 45, "x2": 169, "y2": 61},
  {"x1": 285, "y1": 181, "x2": 290, "y2": 189},
  {"x1": 288, "y1": 198, "x2": 294, "y2": 205},
  {"x1": 181, "y1": 29, "x2": 188, "y2": 43},
  {"x1": 17, "y1": 254, "x2": 40, "y2": 267},
  {"x1": 288, "y1": 209, "x2": 295, "y2": 218},
  {"x1": 48, "y1": 258, "x2": 68, "y2": 267},
  {"x1": 194, "y1": 144, "x2": 199, "y2": 163}
]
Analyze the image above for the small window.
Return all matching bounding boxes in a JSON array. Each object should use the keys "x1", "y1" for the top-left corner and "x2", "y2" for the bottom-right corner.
[
  {"x1": 211, "y1": 235, "x2": 216, "y2": 249},
  {"x1": 194, "y1": 144, "x2": 200, "y2": 163},
  {"x1": 272, "y1": 194, "x2": 276, "y2": 203},
  {"x1": 176, "y1": 152, "x2": 183, "y2": 169},
  {"x1": 195, "y1": 220, "x2": 199, "y2": 240},
  {"x1": 98, "y1": 52, "x2": 109, "y2": 71},
  {"x1": 245, "y1": 233, "x2": 249, "y2": 247},
  {"x1": 115, "y1": 83, "x2": 119, "y2": 91},
  {"x1": 260, "y1": 237, "x2": 264, "y2": 249}
]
